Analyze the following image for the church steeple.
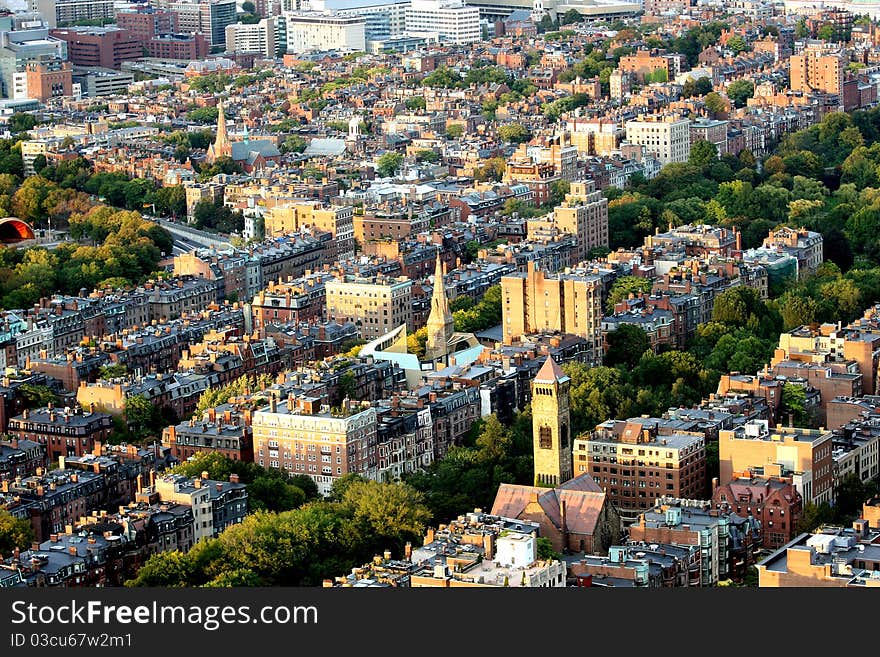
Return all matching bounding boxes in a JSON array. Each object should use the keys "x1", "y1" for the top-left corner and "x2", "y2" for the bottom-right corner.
[
  {"x1": 425, "y1": 253, "x2": 455, "y2": 363},
  {"x1": 207, "y1": 98, "x2": 232, "y2": 164}
]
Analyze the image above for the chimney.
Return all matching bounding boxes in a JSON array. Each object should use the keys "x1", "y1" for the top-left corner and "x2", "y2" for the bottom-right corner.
[
  {"x1": 201, "y1": 470, "x2": 209, "y2": 480},
  {"x1": 425, "y1": 527, "x2": 435, "y2": 545},
  {"x1": 229, "y1": 474, "x2": 240, "y2": 484},
  {"x1": 149, "y1": 470, "x2": 156, "y2": 488},
  {"x1": 712, "y1": 477, "x2": 719, "y2": 493},
  {"x1": 136, "y1": 474, "x2": 143, "y2": 493},
  {"x1": 404, "y1": 542, "x2": 412, "y2": 561}
]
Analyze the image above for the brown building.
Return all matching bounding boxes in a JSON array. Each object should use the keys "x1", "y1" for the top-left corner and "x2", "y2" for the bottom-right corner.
[
  {"x1": 24, "y1": 59, "x2": 72, "y2": 103},
  {"x1": 629, "y1": 499, "x2": 759, "y2": 585},
  {"x1": 790, "y1": 47, "x2": 845, "y2": 106},
  {"x1": 712, "y1": 469, "x2": 803, "y2": 550},
  {"x1": 116, "y1": 8, "x2": 177, "y2": 44},
  {"x1": 7, "y1": 404, "x2": 114, "y2": 461},
  {"x1": 251, "y1": 396, "x2": 378, "y2": 497},
  {"x1": 162, "y1": 406, "x2": 253, "y2": 463},
  {"x1": 718, "y1": 420, "x2": 834, "y2": 506},
  {"x1": 491, "y1": 474, "x2": 621, "y2": 555},
  {"x1": 526, "y1": 180, "x2": 608, "y2": 264},
  {"x1": 574, "y1": 418, "x2": 707, "y2": 524},
  {"x1": 0, "y1": 438, "x2": 46, "y2": 481},
  {"x1": 251, "y1": 275, "x2": 326, "y2": 330},
  {"x1": 49, "y1": 27, "x2": 142, "y2": 70},
  {"x1": 618, "y1": 49, "x2": 684, "y2": 83},
  {"x1": 147, "y1": 34, "x2": 209, "y2": 60},
  {"x1": 501, "y1": 261, "x2": 604, "y2": 365}
]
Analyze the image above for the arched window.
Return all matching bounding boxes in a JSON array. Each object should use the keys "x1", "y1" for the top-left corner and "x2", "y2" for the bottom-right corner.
[{"x1": 539, "y1": 426, "x2": 552, "y2": 449}]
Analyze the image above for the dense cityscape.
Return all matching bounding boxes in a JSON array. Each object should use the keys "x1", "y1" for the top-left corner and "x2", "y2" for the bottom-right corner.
[{"x1": 0, "y1": 0, "x2": 877, "y2": 590}]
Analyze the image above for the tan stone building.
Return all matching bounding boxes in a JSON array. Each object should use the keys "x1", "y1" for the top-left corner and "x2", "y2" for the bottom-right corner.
[
  {"x1": 790, "y1": 47, "x2": 845, "y2": 106},
  {"x1": 531, "y1": 356, "x2": 572, "y2": 487},
  {"x1": 501, "y1": 261, "x2": 604, "y2": 365},
  {"x1": 757, "y1": 520, "x2": 880, "y2": 587},
  {"x1": 718, "y1": 419, "x2": 834, "y2": 506},
  {"x1": 264, "y1": 202, "x2": 354, "y2": 260},
  {"x1": 325, "y1": 274, "x2": 413, "y2": 341},
  {"x1": 527, "y1": 180, "x2": 608, "y2": 264},
  {"x1": 251, "y1": 395, "x2": 378, "y2": 497}
]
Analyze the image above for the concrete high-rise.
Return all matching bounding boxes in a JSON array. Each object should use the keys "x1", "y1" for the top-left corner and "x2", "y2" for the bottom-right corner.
[{"x1": 501, "y1": 261, "x2": 604, "y2": 364}]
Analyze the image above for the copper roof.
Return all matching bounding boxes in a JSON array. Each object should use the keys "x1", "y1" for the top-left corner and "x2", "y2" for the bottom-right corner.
[
  {"x1": 534, "y1": 355, "x2": 568, "y2": 383},
  {"x1": 491, "y1": 474, "x2": 606, "y2": 537}
]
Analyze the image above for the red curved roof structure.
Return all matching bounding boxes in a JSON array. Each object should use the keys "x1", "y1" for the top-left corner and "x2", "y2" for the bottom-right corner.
[{"x1": 0, "y1": 218, "x2": 35, "y2": 243}]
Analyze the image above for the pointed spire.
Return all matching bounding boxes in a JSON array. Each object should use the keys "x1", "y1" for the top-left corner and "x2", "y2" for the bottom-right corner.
[{"x1": 534, "y1": 355, "x2": 568, "y2": 383}]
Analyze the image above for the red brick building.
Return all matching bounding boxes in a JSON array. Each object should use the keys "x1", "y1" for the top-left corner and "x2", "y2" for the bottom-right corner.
[
  {"x1": 7, "y1": 405, "x2": 114, "y2": 461},
  {"x1": 116, "y1": 9, "x2": 177, "y2": 44},
  {"x1": 50, "y1": 27, "x2": 142, "y2": 70},
  {"x1": 147, "y1": 34, "x2": 209, "y2": 60},
  {"x1": 712, "y1": 470, "x2": 803, "y2": 550}
]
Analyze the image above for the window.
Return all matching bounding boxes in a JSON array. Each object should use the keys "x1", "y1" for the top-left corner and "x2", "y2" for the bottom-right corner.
[{"x1": 539, "y1": 426, "x2": 552, "y2": 449}]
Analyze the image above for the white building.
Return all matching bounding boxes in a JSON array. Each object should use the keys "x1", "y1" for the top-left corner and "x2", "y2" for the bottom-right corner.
[
  {"x1": 283, "y1": 10, "x2": 366, "y2": 54},
  {"x1": 311, "y1": 0, "x2": 409, "y2": 40},
  {"x1": 405, "y1": 0, "x2": 479, "y2": 45},
  {"x1": 225, "y1": 17, "x2": 276, "y2": 57},
  {"x1": 29, "y1": 0, "x2": 115, "y2": 30},
  {"x1": 624, "y1": 115, "x2": 692, "y2": 165}
]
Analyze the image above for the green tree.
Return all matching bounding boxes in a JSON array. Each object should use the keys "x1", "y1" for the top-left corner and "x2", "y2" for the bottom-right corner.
[
  {"x1": 781, "y1": 383, "x2": 811, "y2": 428},
  {"x1": 727, "y1": 80, "x2": 755, "y2": 108},
  {"x1": 689, "y1": 139, "x2": 719, "y2": 168},
  {"x1": 405, "y1": 96, "x2": 426, "y2": 111},
  {"x1": 446, "y1": 124, "x2": 464, "y2": 139},
  {"x1": 18, "y1": 384, "x2": 58, "y2": 409},
  {"x1": 550, "y1": 179, "x2": 570, "y2": 205},
  {"x1": 124, "y1": 394, "x2": 161, "y2": 441},
  {"x1": 817, "y1": 24, "x2": 836, "y2": 41},
  {"x1": 604, "y1": 324, "x2": 651, "y2": 369},
  {"x1": 498, "y1": 123, "x2": 531, "y2": 144},
  {"x1": 247, "y1": 476, "x2": 306, "y2": 513},
  {"x1": 726, "y1": 35, "x2": 749, "y2": 54},
  {"x1": 0, "y1": 510, "x2": 35, "y2": 555},
  {"x1": 605, "y1": 275, "x2": 653, "y2": 313},
  {"x1": 242, "y1": 0, "x2": 256, "y2": 13},
  {"x1": 377, "y1": 152, "x2": 403, "y2": 178},
  {"x1": 704, "y1": 92, "x2": 726, "y2": 117},
  {"x1": 414, "y1": 149, "x2": 439, "y2": 163}
]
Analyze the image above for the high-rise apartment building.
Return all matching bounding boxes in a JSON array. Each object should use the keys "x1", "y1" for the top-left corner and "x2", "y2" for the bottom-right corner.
[
  {"x1": 405, "y1": 0, "x2": 480, "y2": 45},
  {"x1": 252, "y1": 395, "x2": 378, "y2": 496},
  {"x1": 624, "y1": 114, "x2": 692, "y2": 165},
  {"x1": 225, "y1": 17, "x2": 277, "y2": 57},
  {"x1": 501, "y1": 261, "x2": 604, "y2": 364},
  {"x1": 790, "y1": 46, "x2": 845, "y2": 107},
  {"x1": 30, "y1": 0, "x2": 115, "y2": 30},
  {"x1": 534, "y1": 180, "x2": 608, "y2": 264},
  {"x1": 325, "y1": 275, "x2": 413, "y2": 340},
  {"x1": 170, "y1": 0, "x2": 237, "y2": 47}
]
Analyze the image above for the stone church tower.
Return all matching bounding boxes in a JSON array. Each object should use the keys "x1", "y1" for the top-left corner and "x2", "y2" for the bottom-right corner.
[
  {"x1": 425, "y1": 253, "x2": 454, "y2": 363},
  {"x1": 206, "y1": 98, "x2": 232, "y2": 164},
  {"x1": 531, "y1": 355, "x2": 573, "y2": 487}
]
